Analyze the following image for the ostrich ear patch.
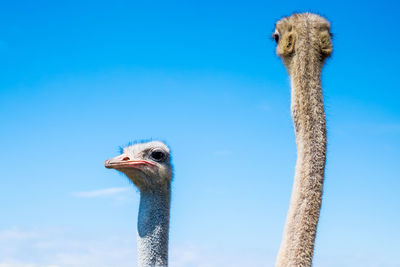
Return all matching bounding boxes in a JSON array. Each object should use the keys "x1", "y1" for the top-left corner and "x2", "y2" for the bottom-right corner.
[
  {"x1": 319, "y1": 31, "x2": 332, "y2": 56},
  {"x1": 283, "y1": 33, "x2": 296, "y2": 55}
]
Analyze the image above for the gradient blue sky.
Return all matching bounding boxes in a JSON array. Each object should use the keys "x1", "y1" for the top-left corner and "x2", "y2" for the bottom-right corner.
[{"x1": 0, "y1": 1, "x2": 399, "y2": 266}]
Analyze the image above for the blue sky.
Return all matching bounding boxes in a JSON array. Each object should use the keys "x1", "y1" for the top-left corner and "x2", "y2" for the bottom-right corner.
[{"x1": 0, "y1": 0, "x2": 399, "y2": 266}]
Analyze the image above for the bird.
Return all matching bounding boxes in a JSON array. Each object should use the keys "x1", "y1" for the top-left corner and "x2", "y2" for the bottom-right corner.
[
  {"x1": 272, "y1": 13, "x2": 333, "y2": 267},
  {"x1": 105, "y1": 140, "x2": 173, "y2": 267}
]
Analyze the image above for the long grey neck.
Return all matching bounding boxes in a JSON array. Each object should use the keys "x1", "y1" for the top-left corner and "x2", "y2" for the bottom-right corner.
[
  {"x1": 137, "y1": 184, "x2": 171, "y2": 267},
  {"x1": 276, "y1": 31, "x2": 327, "y2": 266}
]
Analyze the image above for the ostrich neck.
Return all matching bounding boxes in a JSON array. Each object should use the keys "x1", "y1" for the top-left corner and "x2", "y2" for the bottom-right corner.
[
  {"x1": 137, "y1": 184, "x2": 171, "y2": 267},
  {"x1": 276, "y1": 37, "x2": 327, "y2": 266}
]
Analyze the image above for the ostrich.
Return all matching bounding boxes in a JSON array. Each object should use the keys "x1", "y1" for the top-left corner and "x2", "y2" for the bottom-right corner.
[
  {"x1": 105, "y1": 141, "x2": 172, "y2": 267},
  {"x1": 272, "y1": 13, "x2": 333, "y2": 266}
]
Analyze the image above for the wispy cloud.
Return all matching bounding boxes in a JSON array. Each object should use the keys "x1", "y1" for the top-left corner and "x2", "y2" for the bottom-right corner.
[
  {"x1": 0, "y1": 227, "x2": 273, "y2": 267},
  {"x1": 0, "y1": 262, "x2": 59, "y2": 267},
  {"x1": 0, "y1": 227, "x2": 38, "y2": 241},
  {"x1": 72, "y1": 187, "x2": 130, "y2": 198},
  {"x1": 0, "y1": 227, "x2": 137, "y2": 267},
  {"x1": 2, "y1": 227, "x2": 392, "y2": 267}
]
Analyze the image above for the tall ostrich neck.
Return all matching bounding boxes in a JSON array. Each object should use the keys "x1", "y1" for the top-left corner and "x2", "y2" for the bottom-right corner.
[
  {"x1": 137, "y1": 184, "x2": 171, "y2": 267},
  {"x1": 277, "y1": 32, "x2": 327, "y2": 266}
]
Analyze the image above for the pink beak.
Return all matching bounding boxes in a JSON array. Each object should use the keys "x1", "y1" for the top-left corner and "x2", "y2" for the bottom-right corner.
[{"x1": 104, "y1": 154, "x2": 156, "y2": 169}]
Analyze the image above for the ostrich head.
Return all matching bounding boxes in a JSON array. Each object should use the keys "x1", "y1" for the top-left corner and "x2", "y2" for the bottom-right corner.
[
  {"x1": 105, "y1": 141, "x2": 172, "y2": 191},
  {"x1": 272, "y1": 13, "x2": 332, "y2": 69}
]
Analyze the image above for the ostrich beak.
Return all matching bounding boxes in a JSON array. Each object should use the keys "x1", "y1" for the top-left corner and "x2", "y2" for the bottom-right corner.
[{"x1": 104, "y1": 155, "x2": 156, "y2": 169}]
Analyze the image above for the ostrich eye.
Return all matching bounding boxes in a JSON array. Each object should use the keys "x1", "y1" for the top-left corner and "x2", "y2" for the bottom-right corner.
[
  {"x1": 273, "y1": 33, "x2": 280, "y2": 43},
  {"x1": 150, "y1": 150, "x2": 166, "y2": 162}
]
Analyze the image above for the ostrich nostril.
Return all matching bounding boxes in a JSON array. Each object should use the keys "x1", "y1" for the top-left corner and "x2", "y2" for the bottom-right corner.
[{"x1": 122, "y1": 157, "x2": 130, "y2": 161}]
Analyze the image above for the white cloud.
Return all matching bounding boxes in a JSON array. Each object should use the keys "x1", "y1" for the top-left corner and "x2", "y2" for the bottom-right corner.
[
  {"x1": 0, "y1": 227, "x2": 276, "y2": 267},
  {"x1": 0, "y1": 227, "x2": 137, "y2": 267},
  {"x1": 0, "y1": 262, "x2": 59, "y2": 267},
  {"x1": 0, "y1": 227, "x2": 38, "y2": 241},
  {"x1": 4, "y1": 227, "x2": 392, "y2": 267},
  {"x1": 72, "y1": 187, "x2": 130, "y2": 198}
]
